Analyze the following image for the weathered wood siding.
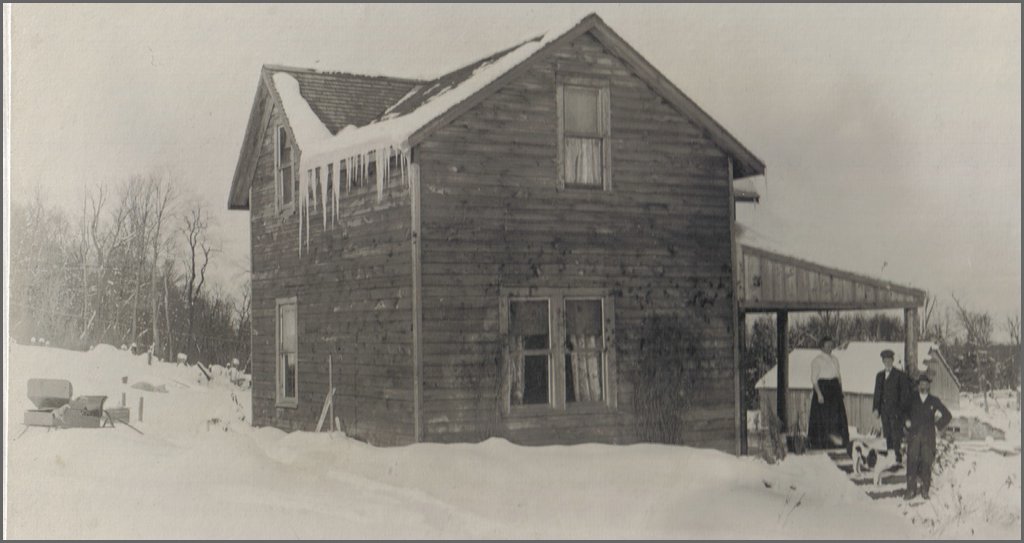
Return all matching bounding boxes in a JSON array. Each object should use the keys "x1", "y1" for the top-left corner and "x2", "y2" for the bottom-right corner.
[
  {"x1": 921, "y1": 357, "x2": 960, "y2": 409},
  {"x1": 250, "y1": 96, "x2": 415, "y2": 445},
  {"x1": 739, "y1": 245, "x2": 925, "y2": 311},
  {"x1": 416, "y1": 32, "x2": 737, "y2": 450}
]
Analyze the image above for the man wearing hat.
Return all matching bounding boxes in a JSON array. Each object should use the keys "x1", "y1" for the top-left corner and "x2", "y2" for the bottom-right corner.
[
  {"x1": 903, "y1": 372, "x2": 952, "y2": 500},
  {"x1": 872, "y1": 349, "x2": 912, "y2": 463}
]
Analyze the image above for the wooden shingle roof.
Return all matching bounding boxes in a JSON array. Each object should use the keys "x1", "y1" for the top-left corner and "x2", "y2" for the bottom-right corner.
[
  {"x1": 377, "y1": 40, "x2": 535, "y2": 121},
  {"x1": 265, "y1": 66, "x2": 423, "y2": 133}
]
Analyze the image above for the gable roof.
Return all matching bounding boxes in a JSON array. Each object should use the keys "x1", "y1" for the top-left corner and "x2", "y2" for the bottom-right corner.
[
  {"x1": 227, "y1": 68, "x2": 421, "y2": 209},
  {"x1": 228, "y1": 13, "x2": 766, "y2": 210}
]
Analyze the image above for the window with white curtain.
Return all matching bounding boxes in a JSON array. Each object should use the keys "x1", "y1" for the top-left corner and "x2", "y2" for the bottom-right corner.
[
  {"x1": 502, "y1": 290, "x2": 616, "y2": 412},
  {"x1": 559, "y1": 81, "x2": 610, "y2": 190}
]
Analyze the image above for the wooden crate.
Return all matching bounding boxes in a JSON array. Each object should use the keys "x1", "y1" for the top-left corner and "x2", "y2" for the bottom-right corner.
[{"x1": 106, "y1": 407, "x2": 131, "y2": 424}]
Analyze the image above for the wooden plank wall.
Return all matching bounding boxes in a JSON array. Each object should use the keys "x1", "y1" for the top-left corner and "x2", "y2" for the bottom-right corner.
[
  {"x1": 249, "y1": 98, "x2": 416, "y2": 445},
  {"x1": 416, "y1": 32, "x2": 737, "y2": 450},
  {"x1": 922, "y1": 358, "x2": 961, "y2": 409},
  {"x1": 740, "y1": 246, "x2": 922, "y2": 311}
]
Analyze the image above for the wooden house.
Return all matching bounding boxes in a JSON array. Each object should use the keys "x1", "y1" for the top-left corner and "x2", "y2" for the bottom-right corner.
[
  {"x1": 227, "y1": 13, "x2": 928, "y2": 453},
  {"x1": 227, "y1": 14, "x2": 769, "y2": 450}
]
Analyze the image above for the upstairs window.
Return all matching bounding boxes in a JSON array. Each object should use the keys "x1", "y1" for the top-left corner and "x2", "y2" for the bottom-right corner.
[
  {"x1": 275, "y1": 126, "x2": 296, "y2": 209},
  {"x1": 558, "y1": 81, "x2": 610, "y2": 190}
]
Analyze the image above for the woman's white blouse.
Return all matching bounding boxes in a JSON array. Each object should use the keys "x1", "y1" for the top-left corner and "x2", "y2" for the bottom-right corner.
[{"x1": 811, "y1": 352, "x2": 841, "y2": 384}]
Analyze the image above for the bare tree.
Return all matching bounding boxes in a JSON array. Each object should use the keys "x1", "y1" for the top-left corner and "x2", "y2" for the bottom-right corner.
[
  {"x1": 951, "y1": 294, "x2": 993, "y2": 346},
  {"x1": 181, "y1": 202, "x2": 213, "y2": 361},
  {"x1": 1006, "y1": 313, "x2": 1021, "y2": 348},
  {"x1": 952, "y1": 293, "x2": 996, "y2": 410},
  {"x1": 123, "y1": 176, "x2": 154, "y2": 347},
  {"x1": 147, "y1": 174, "x2": 176, "y2": 362},
  {"x1": 83, "y1": 182, "x2": 131, "y2": 342},
  {"x1": 234, "y1": 281, "x2": 252, "y2": 372}
]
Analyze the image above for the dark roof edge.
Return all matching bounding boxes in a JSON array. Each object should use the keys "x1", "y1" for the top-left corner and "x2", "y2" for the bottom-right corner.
[
  {"x1": 586, "y1": 19, "x2": 766, "y2": 179},
  {"x1": 261, "y1": 64, "x2": 427, "y2": 85},
  {"x1": 404, "y1": 14, "x2": 765, "y2": 179}
]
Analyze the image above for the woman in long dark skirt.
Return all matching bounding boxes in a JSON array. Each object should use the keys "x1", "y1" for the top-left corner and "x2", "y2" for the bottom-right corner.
[{"x1": 807, "y1": 336, "x2": 850, "y2": 450}]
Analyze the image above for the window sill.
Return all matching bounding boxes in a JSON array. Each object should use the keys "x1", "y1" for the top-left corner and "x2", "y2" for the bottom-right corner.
[
  {"x1": 507, "y1": 403, "x2": 556, "y2": 417},
  {"x1": 564, "y1": 401, "x2": 616, "y2": 414},
  {"x1": 275, "y1": 399, "x2": 298, "y2": 409},
  {"x1": 563, "y1": 183, "x2": 606, "y2": 191},
  {"x1": 505, "y1": 401, "x2": 616, "y2": 417}
]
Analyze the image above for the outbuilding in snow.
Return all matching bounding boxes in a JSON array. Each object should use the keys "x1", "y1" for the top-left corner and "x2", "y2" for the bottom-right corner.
[{"x1": 755, "y1": 341, "x2": 961, "y2": 436}]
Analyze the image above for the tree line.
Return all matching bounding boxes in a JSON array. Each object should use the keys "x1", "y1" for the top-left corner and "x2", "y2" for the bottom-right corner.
[{"x1": 9, "y1": 174, "x2": 250, "y2": 370}]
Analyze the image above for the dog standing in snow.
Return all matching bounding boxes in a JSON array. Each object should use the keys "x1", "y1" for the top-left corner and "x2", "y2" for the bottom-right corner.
[{"x1": 850, "y1": 437, "x2": 900, "y2": 486}]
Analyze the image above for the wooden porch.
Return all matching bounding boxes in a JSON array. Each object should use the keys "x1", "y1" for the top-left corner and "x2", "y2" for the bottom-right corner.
[{"x1": 735, "y1": 243, "x2": 927, "y2": 454}]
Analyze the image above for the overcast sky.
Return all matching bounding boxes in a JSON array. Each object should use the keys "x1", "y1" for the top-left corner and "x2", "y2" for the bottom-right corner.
[{"x1": 7, "y1": 4, "x2": 1021, "y2": 337}]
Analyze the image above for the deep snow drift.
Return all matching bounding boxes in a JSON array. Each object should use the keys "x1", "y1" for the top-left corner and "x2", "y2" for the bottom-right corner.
[{"x1": 4, "y1": 344, "x2": 1020, "y2": 539}]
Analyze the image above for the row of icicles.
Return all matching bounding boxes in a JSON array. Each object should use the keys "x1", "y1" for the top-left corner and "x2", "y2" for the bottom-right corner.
[{"x1": 297, "y1": 146, "x2": 413, "y2": 255}]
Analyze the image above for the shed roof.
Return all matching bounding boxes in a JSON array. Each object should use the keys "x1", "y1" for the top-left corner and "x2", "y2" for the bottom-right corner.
[
  {"x1": 229, "y1": 13, "x2": 767, "y2": 210},
  {"x1": 737, "y1": 222, "x2": 927, "y2": 311},
  {"x1": 754, "y1": 341, "x2": 957, "y2": 395}
]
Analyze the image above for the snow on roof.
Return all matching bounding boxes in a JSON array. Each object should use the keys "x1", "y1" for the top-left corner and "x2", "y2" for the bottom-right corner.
[
  {"x1": 755, "y1": 341, "x2": 940, "y2": 395},
  {"x1": 273, "y1": 15, "x2": 589, "y2": 177}
]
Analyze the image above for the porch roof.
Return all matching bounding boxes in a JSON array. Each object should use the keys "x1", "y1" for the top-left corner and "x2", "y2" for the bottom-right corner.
[{"x1": 737, "y1": 243, "x2": 926, "y2": 312}]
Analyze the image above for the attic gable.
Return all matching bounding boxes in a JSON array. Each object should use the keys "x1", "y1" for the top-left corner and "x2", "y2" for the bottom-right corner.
[
  {"x1": 227, "y1": 67, "x2": 422, "y2": 210},
  {"x1": 229, "y1": 14, "x2": 766, "y2": 211}
]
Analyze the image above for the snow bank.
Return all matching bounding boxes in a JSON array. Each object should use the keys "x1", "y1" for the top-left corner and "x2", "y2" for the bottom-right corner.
[
  {"x1": 898, "y1": 444, "x2": 1021, "y2": 539},
  {"x1": 6, "y1": 344, "x2": 1017, "y2": 539},
  {"x1": 954, "y1": 392, "x2": 1022, "y2": 445}
]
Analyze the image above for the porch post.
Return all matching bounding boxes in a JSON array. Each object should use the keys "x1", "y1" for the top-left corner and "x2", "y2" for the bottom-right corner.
[
  {"x1": 738, "y1": 311, "x2": 748, "y2": 455},
  {"x1": 904, "y1": 307, "x2": 919, "y2": 377},
  {"x1": 776, "y1": 310, "x2": 789, "y2": 433}
]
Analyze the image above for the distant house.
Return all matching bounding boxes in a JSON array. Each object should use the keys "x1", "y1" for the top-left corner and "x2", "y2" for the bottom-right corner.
[
  {"x1": 755, "y1": 341, "x2": 961, "y2": 435},
  {"x1": 227, "y1": 13, "x2": 928, "y2": 453}
]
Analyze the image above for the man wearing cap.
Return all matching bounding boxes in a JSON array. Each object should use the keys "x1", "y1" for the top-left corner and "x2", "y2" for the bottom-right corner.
[
  {"x1": 903, "y1": 372, "x2": 952, "y2": 500},
  {"x1": 872, "y1": 349, "x2": 912, "y2": 463}
]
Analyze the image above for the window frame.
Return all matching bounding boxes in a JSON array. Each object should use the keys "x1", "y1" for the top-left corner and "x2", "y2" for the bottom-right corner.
[
  {"x1": 275, "y1": 125, "x2": 297, "y2": 214},
  {"x1": 275, "y1": 296, "x2": 299, "y2": 408},
  {"x1": 507, "y1": 298, "x2": 555, "y2": 409},
  {"x1": 499, "y1": 288, "x2": 617, "y2": 415},
  {"x1": 556, "y1": 76, "x2": 612, "y2": 191},
  {"x1": 563, "y1": 296, "x2": 607, "y2": 406}
]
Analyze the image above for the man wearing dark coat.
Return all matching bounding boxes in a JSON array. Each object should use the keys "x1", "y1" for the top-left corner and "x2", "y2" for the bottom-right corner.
[
  {"x1": 872, "y1": 349, "x2": 912, "y2": 463},
  {"x1": 904, "y1": 373, "x2": 952, "y2": 500}
]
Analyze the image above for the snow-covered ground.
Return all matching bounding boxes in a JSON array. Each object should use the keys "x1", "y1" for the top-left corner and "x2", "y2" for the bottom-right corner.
[{"x1": 4, "y1": 344, "x2": 1020, "y2": 539}]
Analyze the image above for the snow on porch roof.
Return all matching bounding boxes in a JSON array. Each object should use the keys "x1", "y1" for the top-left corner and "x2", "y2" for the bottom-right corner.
[{"x1": 755, "y1": 341, "x2": 941, "y2": 395}]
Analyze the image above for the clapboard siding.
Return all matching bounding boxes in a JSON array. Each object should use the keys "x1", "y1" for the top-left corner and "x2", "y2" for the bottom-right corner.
[
  {"x1": 739, "y1": 245, "x2": 925, "y2": 311},
  {"x1": 417, "y1": 31, "x2": 737, "y2": 450},
  {"x1": 250, "y1": 96, "x2": 415, "y2": 445}
]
